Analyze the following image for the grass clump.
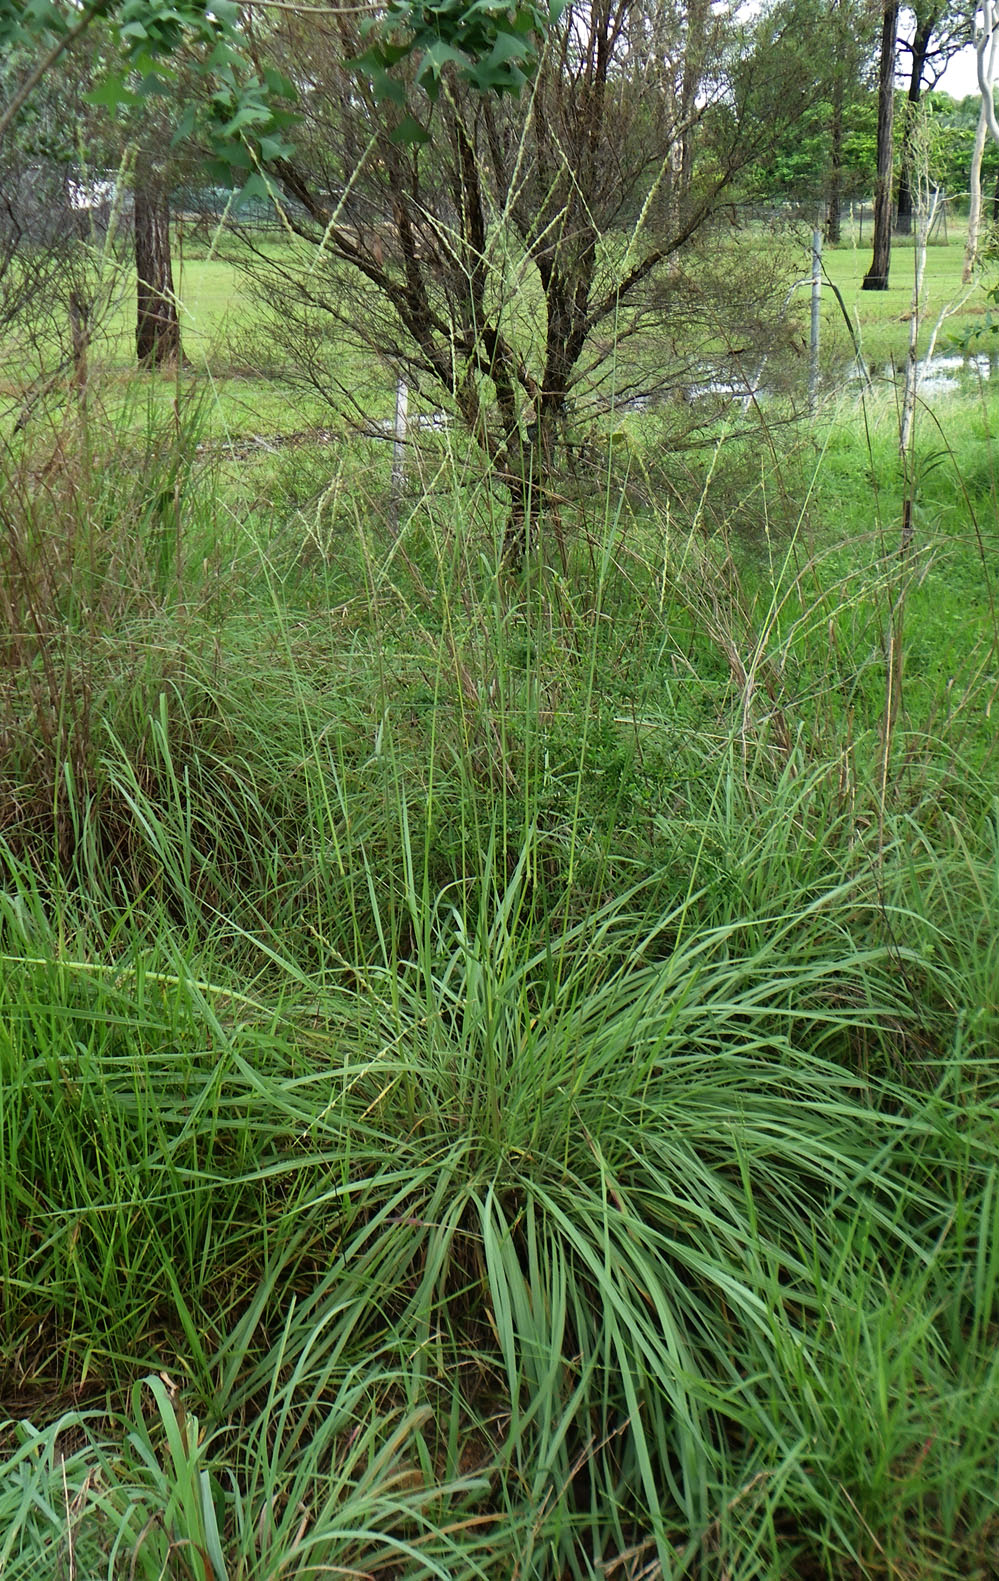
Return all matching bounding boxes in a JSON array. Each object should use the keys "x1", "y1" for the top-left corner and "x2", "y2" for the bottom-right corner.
[{"x1": 1, "y1": 344, "x2": 998, "y2": 1579}]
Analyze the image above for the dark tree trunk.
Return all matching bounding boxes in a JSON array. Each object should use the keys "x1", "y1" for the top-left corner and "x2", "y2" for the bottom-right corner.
[
  {"x1": 134, "y1": 172, "x2": 181, "y2": 366},
  {"x1": 862, "y1": 0, "x2": 899, "y2": 290},
  {"x1": 992, "y1": 164, "x2": 999, "y2": 225},
  {"x1": 895, "y1": 163, "x2": 912, "y2": 235},
  {"x1": 895, "y1": 12, "x2": 937, "y2": 235},
  {"x1": 825, "y1": 78, "x2": 844, "y2": 243}
]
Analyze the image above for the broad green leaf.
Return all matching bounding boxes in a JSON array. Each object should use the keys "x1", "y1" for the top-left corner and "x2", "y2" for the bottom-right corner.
[
  {"x1": 85, "y1": 71, "x2": 142, "y2": 110},
  {"x1": 389, "y1": 112, "x2": 430, "y2": 145}
]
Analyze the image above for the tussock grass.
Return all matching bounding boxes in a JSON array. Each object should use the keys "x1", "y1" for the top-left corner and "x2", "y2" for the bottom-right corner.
[{"x1": 1, "y1": 364, "x2": 998, "y2": 1579}]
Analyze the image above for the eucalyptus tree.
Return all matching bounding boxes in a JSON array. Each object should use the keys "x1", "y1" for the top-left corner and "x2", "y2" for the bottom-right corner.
[
  {"x1": 823, "y1": 0, "x2": 879, "y2": 240},
  {"x1": 964, "y1": 0, "x2": 999, "y2": 278},
  {"x1": 895, "y1": 0, "x2": 974, "y2": 233},
  {"x1": 862, "y1": 0, "x2": 899, "y2": 288},
  {"x1": 746, "y1": 0, "x2": 877, "y2": 240},
  {"x1": 860, "y1": 0, "x2": 972, "y2": 282},
  {"x1": 131, "y1": 159, "x2": 179, "y2": 365}
]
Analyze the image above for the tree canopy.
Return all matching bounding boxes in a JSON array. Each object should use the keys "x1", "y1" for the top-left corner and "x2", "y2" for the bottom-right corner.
[{"x1": 0, "y1": 0, "x2": 561, "y2": 162}]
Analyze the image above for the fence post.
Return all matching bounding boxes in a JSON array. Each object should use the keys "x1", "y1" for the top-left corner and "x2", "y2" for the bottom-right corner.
[
  {"x1": 809, "y1": 228, "x2": 821, "y2": 414},
  {"x1": 390, "y1": 377, "x2": 408, "y2": 516}
]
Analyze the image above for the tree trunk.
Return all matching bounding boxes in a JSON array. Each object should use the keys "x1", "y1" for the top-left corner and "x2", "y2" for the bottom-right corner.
[
  {"x1": 134, "y1": 171, "x2": 180, "y2": 367},
  {"x1": 895, "y1": 13, "x2": 937, "y2": 236},
  {"x1": 963, "y1": 97, "x2": 989, "y2": 282},
  {"x1": 862, "y1": 0, "x2": 899, "y2": 290},
  {"x1": 894, "y1": 162, "x2": 912, "y2": 235}
]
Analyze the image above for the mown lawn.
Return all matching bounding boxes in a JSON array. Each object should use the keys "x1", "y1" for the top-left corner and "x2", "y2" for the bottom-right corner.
[{"x1": 811, "y1": 220, "x2": 992, "y2": 371}]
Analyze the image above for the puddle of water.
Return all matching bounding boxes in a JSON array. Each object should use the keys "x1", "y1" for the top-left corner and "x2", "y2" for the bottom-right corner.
[
  {"x1": 384, "y1": 350, "x2": 999, "y2": 438},
  {"x1": 637, "y1": 352, "x2": 999, "y2": 409},
  {"x1": 884, "y1": 352, "x2": 999, "y2": 397},
  {"x1": 617, "y1": 372, "x2": 758, "y2": 412}
]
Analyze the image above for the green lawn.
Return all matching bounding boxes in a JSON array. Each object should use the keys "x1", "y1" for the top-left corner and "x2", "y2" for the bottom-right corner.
[{"x1": 812, "y1": 222, "x2": 992, "y2": 371}]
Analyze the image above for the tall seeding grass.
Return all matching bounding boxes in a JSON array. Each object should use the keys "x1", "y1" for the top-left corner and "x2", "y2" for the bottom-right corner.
[{"x1": 1, "y1": 381, "x2": 998, "y2": 1579}]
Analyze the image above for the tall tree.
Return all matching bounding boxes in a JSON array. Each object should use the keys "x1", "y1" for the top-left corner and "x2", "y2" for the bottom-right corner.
[
  {"x1": 964, "y1": 2, "x2": 999, "y2": 278},
  {"x1": 133, "y1": 155, "x2": 181, "y2": 366},
  {"x1": 824, "y1": 0, "x2": 878, "y2": 241},
  {"x1": 862, "y1": 0, "x2": 899, "y2": 289},
  {"x1": 895, "y1": 2, "x2": 973, "y2": 233},
  {"x1": 739, "y1": 0, "x2": 877, "y2": 243}
]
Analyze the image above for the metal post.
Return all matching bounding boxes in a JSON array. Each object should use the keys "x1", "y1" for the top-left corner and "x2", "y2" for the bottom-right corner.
[
  {"x1": 809, "y1": 228, "x2": 821, "y2": 414},
  {"x1": 390, "y1": 377, "x2": 408, "y2": 509}
]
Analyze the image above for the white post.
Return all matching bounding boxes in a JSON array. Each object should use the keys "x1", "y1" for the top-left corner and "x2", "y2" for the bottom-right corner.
[
  {"x1": 809, "y1": 228, "x2": 821, "y2": 414},
  {"x1": 391, "y1": 377, "x2": 408, "y2": 505},
  {"x1": 899, "y1": 187, "x2": 937, "y2": 465}
]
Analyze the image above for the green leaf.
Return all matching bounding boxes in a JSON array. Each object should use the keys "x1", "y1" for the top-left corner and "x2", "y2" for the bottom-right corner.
[
  {"x1": 419, "y1": 39, "x2": 468, "y2": 79},
  {"x1": 216, "y1": 100, "x2": 269, "y2": 137},
  {"x1": 390, "y1": 113, "x2": 430, "y2": 145},
  {"x1": 24, "y1": 0, "x2": 65, "y2": 33},
  {"x1": 258, "y1": 133, "x2": 288, "y2": 162},
  {"x1": 364, "y1": 64, "x2": 408, "y2": 109},
  {"x1": 262, "y1": 65, "x2": 297, "y2": 98},
  {"x1": 171, "y1": 104, "x2": 198, "y2": 144},
  {"x1": 232, "y1": 170, "x2": 273, "y2": 208},
  {"x1": 138, "y1": 70, "x2": 174, "y2": 96},
  {"x1": 484, "y1": 29, "x2": 535, "y2": 69},
  {"x1": 85, "y1": 71, "x2": 142, "y2": 110}
]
